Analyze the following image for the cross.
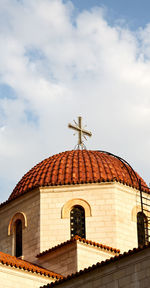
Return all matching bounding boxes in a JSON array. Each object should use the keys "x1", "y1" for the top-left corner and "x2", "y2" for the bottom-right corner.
[{"x1": 68, "y1": 116, "x2": 92, "y2": 149}]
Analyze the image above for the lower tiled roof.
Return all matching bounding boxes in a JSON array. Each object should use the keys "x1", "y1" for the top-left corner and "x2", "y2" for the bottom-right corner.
[
  {"x1": 41, "y1": 243, "x2": 150, "y2": 288},
  {"x1": 0, "y1": 251, "x2": 63, "y2": 279},
  {"x1": 36, "y1": 235, "x2": 120, "y2": 258}
]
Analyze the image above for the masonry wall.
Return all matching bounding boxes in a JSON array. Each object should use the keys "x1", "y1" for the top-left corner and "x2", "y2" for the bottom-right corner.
[
  {"x1": 38, "y1": 243, "x2": 77, "y2": 277},
  {"x1": 40, "y1": 182, "x2": 143, "y2": 254},
  {"x1": 40, "y1": 183, "x2": 117, "y2": 253},
  {"x1": 0, "y1": 190, "x2": 40, "y2": 262},
  {"x1": 53, "y1": 247, "x2": 150, "y2": 288},
  {"x1": 115, "y1": 185, "x2": 140, "y2": 252},
  {"x1": 0, "y1": 181, "x2": 148, "y2": 267},
  {"x1": 0, "y1": 264, "x2": 54, "y2": 288},
  {"x1": 37, "y1": 241, "x2": 117, "y2": 277},
  {"x1": 77, "y1": 242, "x2": 117, "y2": 272}
]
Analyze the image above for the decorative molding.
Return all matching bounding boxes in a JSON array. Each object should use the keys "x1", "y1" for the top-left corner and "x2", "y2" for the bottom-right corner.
[
  {"x1": 8, "y1": 212, "x2": 27, "y2": 236},
  {"x1": 131, "y1": 205, "x2": 149, "y2": 222},
  {"x1": 61, "y1": 198, "x2": 92, "y2": 219}
]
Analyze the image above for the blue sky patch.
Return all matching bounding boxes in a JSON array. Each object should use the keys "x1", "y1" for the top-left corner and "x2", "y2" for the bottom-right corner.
[
  {"x1": 69, "y1": 0, "x2": 150, "y2": 30},
  {"x1": 24, "y1": 109, "x2": 39, "y2": 125},
  {"x1": 25, "y1": 48, "x2": 45, "y2": 63},
  {"x1": 0, "y1": 84, "x2": 17, "y2": 100}
]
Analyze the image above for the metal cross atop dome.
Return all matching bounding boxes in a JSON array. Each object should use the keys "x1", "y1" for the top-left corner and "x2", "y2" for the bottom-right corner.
[{"x1": 68, "y1": 116, "x2": 92, "y2": 149}]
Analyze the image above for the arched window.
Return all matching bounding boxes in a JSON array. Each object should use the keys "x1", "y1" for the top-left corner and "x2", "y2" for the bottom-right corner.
[
  {"x1": 137, "y1": 212, "x2": 148, "y2": 247},
  {"x1": 15, "y1": 219, "x2": 22, "y2": 257},
  {"x1": 70, "y1": 205, "x2": 85, "y2": 238}
]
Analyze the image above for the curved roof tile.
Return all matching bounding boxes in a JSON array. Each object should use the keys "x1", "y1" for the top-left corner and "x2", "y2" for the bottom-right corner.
[
  {"x1": 9, "y1": 150, "x2": 149, "y2": 201},
  {"x1": 0, "y1": 251, "x2": 63, "y2": 279}
]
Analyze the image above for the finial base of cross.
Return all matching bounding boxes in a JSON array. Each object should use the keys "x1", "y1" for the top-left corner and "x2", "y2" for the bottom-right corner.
[
  {"x1": 74, "y1": 143, "x2": 87, "y2": 150},
  {"x1": 68, "y1": 116, "x2": 92, "y2": 150}
]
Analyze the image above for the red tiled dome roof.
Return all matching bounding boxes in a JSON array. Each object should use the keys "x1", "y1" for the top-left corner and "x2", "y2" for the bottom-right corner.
[{"x1": 9, "y1": 150, "x2": 149, "y2": 201}]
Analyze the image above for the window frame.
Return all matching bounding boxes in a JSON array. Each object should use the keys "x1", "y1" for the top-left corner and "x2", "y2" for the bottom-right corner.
[
  {"x1": 70, "y1": 205, "x2": 86, "y2": 238},
  {"x1": 137, "y1": 211, "x2": 148, "y2": 246}
]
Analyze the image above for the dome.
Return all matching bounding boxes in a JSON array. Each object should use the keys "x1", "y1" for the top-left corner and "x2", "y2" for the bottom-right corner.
[{"x1": 9, "y1": 150, "x2": 149, "y2": 201}]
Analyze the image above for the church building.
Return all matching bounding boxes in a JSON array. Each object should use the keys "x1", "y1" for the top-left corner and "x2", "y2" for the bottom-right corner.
[{"x1": 0, "y1": 117, "x2": 150, "y2": 287}]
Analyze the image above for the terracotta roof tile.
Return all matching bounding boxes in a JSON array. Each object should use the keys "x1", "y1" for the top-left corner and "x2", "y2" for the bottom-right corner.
[
  {"x1": 2, "y1": 150, "x2": 149, "y2": 203},
  {"x1": 41, "y1": 243, "x2": 150, "y2": 287},
  {"x1": 0, "y1": 251, "x2": 63, "y2": 279},
  {"x1": 36, "y1": 236, "x2": 120, "y2": 258}
]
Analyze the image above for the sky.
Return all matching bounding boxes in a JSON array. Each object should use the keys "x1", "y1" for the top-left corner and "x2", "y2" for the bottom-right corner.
[{"x1": 0, "y1": 0, "x2": 150, "y2": 202}]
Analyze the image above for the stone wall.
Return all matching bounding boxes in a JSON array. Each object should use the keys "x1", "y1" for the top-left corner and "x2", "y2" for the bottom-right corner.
[
  {"x1": 38, "y1": 243, "x2": 77, "y2": 277},
  {"x1": 0, "y1": 181, "x2": 148, "y2": 266},
  {"x1": 0, "y1": 190, "x2": 40, "y2": 262},
  {"x1": 0, "y1": 264, "x2": 54, "y2": 288},
  {"x1": 37, "y1": 240, "x2": 117, "y2": 276},
  {"x1": 52, "y1": 247, "x2": 150, "y2": 288},
  {"x1": 115, "y1": 185, "x2": 139, "y2": 251},
  {"x1": 77, "y1": 242, "x2": 117, "y2": 272},
  {"x1": 40, "y1": 182, "x2": 143, "y2": 254}
]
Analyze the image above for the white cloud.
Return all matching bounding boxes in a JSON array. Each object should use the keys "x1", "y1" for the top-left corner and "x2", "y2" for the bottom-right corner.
[{"x1": 0, "y1": 0, "x2": 150, "y2": 200}]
